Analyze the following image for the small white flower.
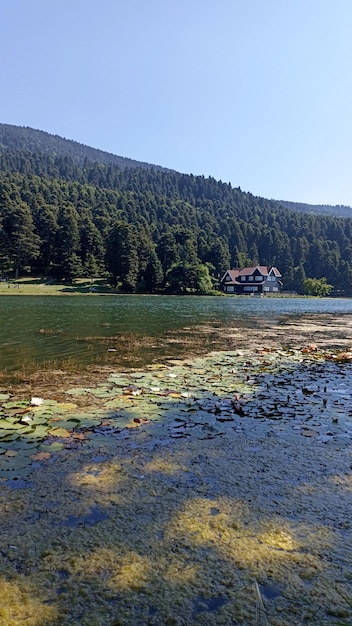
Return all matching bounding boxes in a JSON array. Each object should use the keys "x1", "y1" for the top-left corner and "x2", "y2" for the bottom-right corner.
[
  {"x1": 31, "y1": 397, "x2": 44, "y2": 406},
  {"x1": 21, "y1": 415, "x2": 33, "y2": 424}
]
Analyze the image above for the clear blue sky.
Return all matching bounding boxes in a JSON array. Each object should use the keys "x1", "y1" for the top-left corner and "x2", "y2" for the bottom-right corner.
[{"x1": 1, "y1": 0, "x2": 351, "y2": 205}]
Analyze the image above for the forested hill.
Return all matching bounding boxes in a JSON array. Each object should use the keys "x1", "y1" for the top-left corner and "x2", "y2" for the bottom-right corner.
[
  {"x1": 0, "y1": 123, "x2": 168, "y2": 172},
  {"x1": 274, "y1": 199, "x2": 352, "y2": 219},
  {"x1": 1, "y1": 124, "x2": 349, "y2": 218},
  {"x1": 1, "y1": 136, "x2": 352, "y2": 295}
]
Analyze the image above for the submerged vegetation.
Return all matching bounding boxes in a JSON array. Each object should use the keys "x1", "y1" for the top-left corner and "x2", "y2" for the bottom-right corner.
[
  {"x1": 0, "y1": 326, "x2": 352, "y2": 624},
  {"x1": 1, "y1": 344, "x2": 352, "y2": 480}
]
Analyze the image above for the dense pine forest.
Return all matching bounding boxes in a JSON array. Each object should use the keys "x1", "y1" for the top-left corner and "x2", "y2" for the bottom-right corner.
[
  {"x1": 274, "y1": 199, "x2": 352, "y2": 219},
  {"x1": 0, "y1": 123, "x2": 168, "y2": 172},
  {"x1": 1, "y1": 125, "x2": 352, "y2": 295}
]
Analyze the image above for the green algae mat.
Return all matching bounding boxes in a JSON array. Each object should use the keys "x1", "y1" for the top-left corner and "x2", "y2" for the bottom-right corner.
[{"x1": 0, "y1": 345, "x2": 352, "y2": 624}]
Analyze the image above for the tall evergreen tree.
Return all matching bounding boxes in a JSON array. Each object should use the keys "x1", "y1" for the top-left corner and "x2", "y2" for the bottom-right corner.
[
  {"x1": 54, "y1": 203, "x2": 81, "y2": 281},
  {"x1": 106, "y1": 221, "x2": 139, "y2": 291},
  {"x1": 0, "y1": 188, "x2": 40, "y2": 276}
]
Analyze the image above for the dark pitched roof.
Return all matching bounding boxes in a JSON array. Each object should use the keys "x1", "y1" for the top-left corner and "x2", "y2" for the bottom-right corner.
[{"x1": 221, "y1": 265, "x2": 282, "y2": 285}]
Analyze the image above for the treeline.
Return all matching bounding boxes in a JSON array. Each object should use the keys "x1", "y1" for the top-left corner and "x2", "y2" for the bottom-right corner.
[
  {"x1": 274, "y1": 199, "x2": 352, "y2": 219},
  {"x1": 0, "y1": 123, "x2": 166, "y2": 171},
  {"x1": 1, "y1": 150, "x2": 352, "y2": 294}
]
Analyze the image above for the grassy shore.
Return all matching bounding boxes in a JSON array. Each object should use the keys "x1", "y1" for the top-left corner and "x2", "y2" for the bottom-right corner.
[
  {"x1": 0, "y1": 277, "x2": 305, "y2": 297},
  {"x1": 0, "y1": 277, "x2": 116, "y2": 296}
]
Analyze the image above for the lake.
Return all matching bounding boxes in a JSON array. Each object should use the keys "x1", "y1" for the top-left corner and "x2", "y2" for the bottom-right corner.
[
  {"x1": 1, "y1": 294, "x2": 352, "y2": 626},
  {"x1": 1, "y1": 295, "x2": 352, "y2": 380}
]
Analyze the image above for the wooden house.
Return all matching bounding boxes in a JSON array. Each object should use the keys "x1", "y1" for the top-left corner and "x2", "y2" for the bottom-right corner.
[{"x1": 220, "y1": 265, "x2": 282, "y2": 294}]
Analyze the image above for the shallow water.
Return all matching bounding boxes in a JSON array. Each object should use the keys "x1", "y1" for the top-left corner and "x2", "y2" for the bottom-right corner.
[
  {"x1": 0, "y1": 318, "x2": 352, "y2": 623},
  {"x1": 1, "y1": 294, "x2": 352, "y2": 375}
]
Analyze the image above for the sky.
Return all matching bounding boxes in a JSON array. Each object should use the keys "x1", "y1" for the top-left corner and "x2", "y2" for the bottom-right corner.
[{"x1": 1, "y1": 0, "x2": 352, "y2": 206}]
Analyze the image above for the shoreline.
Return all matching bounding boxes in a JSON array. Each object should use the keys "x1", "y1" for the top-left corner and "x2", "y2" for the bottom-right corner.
[{"x1": 0, "y1": 277, "x2": 349, "y2": 299}]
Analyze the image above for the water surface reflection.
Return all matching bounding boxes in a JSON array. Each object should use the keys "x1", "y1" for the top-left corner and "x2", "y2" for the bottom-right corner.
[{"x1": 1, "y1": 295, "x2": 352, "y2": 381}]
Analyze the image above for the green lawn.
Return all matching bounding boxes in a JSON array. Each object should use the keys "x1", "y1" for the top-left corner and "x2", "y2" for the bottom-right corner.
[{"x1": 0, "y1": 278, "x2": 115, "y2": 296}]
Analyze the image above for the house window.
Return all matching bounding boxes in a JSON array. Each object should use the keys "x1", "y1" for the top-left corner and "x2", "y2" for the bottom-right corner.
[
  {"x1": 255, "y1": 275, "x2": 262, "y2": 281},
  {"x1": 241, "y1": 276, "x2": 246, "y2": 281},
  {"x1": 249, "y1": 276, "x2": 254, "y2": 281},
  {"x1": 225, "y1": 274, "x2": 231, "y2": 281}
]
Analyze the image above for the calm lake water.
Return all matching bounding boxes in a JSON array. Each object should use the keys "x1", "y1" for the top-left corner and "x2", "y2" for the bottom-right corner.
[{"x1": 1, "y1": 295, "x2": 352, "y2": 377}]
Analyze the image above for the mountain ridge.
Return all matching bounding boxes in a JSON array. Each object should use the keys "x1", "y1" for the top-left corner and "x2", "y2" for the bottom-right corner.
[
  {"x1": 0, "y1": 123, "x2": 171, "y2": 173},
  {"x1": 1, "y1": 123, "x2": 351, "y2": 217},
  {"x1": 273, "y1": 199, "x2": 352, "y2": 219}
]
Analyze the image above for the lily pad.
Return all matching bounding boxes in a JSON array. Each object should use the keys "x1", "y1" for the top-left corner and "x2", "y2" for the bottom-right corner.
[
  {"x1": 4, "y1": 450, "x2": 17, "y2": 457},
  {"x1": 0, "y1": 420, "x2": 22, "y2": 430},
  {"x1": 73, "y1": 418, "x2": 99, "y2": 429},
  {"x1": 54, "y1": 402, "x2": 77, "y2": 412},
  {"x1": 107, "y1": 376, "x2": 133, "y2": 386},
  {"x1": 47, "y1": 419, "x2": 77, "y2": 429},
  {"x1": 31, "y1": 407, "x2": 55, "y2": 417},
  {"x1": 30, "y1": 451, "x2": 51, "y2": 461},
  {"x1": 0, "y1": 433, "x2": 20, "y2": 442},
  {"x1": 104, "y1": 398, "x2": 126, "y2": 409},
  {"x1": 1, "y1": 455, "x2": 33, "y2": 470},
  {"x1": 3, "y1": 401, "x2": 30, "y2": 409},
  {"x1": 25, "y1": 426, "x2": 49, "y2": 439},
  {"x1": 49, "y1": 427, "x2": 71, "y2": 438},
  {"x1": 40, "y1": 442, "x2": 64, "y2": 452},
  {"x1": 0, "y1": 440, "x2": 38, "y2": 450},
  {"x1": 30, "y1": 415, "x2": 50, "y2": 425},
  {"x1": 111, "y1": 415, "x2": 137, "y2": 428},
  {"x1": 66, "y1": 413, "x2": 101, "y2": 428},
  {"x1": 89, "y1": 389, "x2": 116, "y2": 399},
  {"x1": 65, "y1": 388, "x2": 90, "y2": 396},
  {"x1": 0, "y1": 466, "x2": 33, "y2": 479}
]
